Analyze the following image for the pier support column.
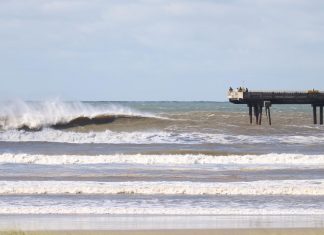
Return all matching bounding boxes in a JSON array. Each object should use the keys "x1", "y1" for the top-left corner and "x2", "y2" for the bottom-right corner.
[
  {"x1": 248, "y1": 105, "x2": 253, "y2": 124},
  {"x1": 265, "y1": 106, "x2": 271, "y2": 125},
  {"x1": 258, "y1": 105, "x2": 262, "y2": 125},
  {"x1": 254, "y1": 105, "x2": 259, "y2": 125},
  {"x1": 313, "y1": 105, "x2": 317, "y2": 125},
  {"x1": 267, "y1": 107, "x2": 271, "y2": 125},
  {"x1": 264, "y1": 101, "x2": 272, "y2": 126},
  {"x1": 320, "y1": 106, "x2": 323, "y2": 125}
]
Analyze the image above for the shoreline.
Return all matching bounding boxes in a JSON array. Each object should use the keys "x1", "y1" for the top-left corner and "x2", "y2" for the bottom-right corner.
[
  {"x1": 0, "y1": 215, "x2": 324, "y2": 231},
  {"x1": 1, "y1": 229, "x2": 324, "y2": 235}
]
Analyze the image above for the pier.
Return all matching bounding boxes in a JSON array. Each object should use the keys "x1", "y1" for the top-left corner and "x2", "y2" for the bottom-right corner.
[{"x1": 228, "y1": 89, "x2": 324, "y2": 125}]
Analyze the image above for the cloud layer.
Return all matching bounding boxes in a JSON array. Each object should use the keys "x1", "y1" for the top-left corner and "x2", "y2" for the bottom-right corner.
[{"x1": 0, "y1": 0, "x2": 323, "y2": 100}]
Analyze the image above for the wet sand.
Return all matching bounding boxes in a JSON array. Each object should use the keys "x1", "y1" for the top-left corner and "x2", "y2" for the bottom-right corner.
[
  {"x1": 1, "y1": 229, "x2": 324, "y2": 235},
  {"x1": 0, "y1": 215, "x2": 324, "y2": 232}
]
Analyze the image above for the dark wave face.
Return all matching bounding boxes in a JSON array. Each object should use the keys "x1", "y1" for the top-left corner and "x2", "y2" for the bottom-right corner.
[
  {"x1": 8, "y1": 115, "x2": 145, "y2": 131},
  {"x1": 52, "y1": 115, "x2": 146, "y2": 130},
  {"x1": 5, "y1": 115, "x2": 170, "y2": 132}
]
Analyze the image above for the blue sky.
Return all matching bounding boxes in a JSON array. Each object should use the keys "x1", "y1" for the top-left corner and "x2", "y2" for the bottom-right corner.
[{"x1": 0, "y1": 0, "x2": 323, "y2": 101}]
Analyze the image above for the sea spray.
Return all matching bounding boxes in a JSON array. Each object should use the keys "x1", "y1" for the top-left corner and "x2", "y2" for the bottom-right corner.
[{"x1": 0, "y1": 100, "x2": 156, "y2": 130}]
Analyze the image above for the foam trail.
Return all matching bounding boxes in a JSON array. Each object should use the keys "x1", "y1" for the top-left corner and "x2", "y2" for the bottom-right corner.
[
  {"x1": 0, "y1": 129, "x2": 235, "y2": 144},
  {"x1": 1, "y1": 153, "x2": 324, "y2": 166},
  {"x1": 1, "y1": 128, "x2": 323, "y2": 144},
  {"x1": 1, "y1": 180, "x2": 324, "y2": 195},
  {"x1": 0, "y1": 100, "x2": 156, "y2": 130},
  {"x1": 1, "y1": 205, "x2": 323, "y2": 215}
]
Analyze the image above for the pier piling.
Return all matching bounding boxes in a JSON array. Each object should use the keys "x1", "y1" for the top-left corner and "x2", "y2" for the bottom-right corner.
[
  {"x1": 259, "y1": 105, "x2": 262, "y2": 125},
  {"x1": 254, "y1": 105, "x2": 260, "y2": 125},
  {"x1": 249, "y1": 105, "x2": 253, "y2": 124},
  {"x1": 320, "y1": 106, "x2": 324, "y2": 125},
  {"x1": 313, "y1": 105, "x2": 317, "y2": 125},
  {"x1": 263, "y1": 101, "x2": 272, "y2": 126},
  {"x1": 267, "y1": 107, "x2": 271, "y2": 125}
]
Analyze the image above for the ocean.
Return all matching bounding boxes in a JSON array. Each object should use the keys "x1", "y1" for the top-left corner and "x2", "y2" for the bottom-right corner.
[{"x1": 0, "y1": 100, "x2": 324, "y2": 217}]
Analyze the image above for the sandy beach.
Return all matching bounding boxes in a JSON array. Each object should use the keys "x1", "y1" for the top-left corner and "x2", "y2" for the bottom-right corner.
[
  {"x1": 0, "y1": 215, "x2": 323, "y2": 235},
  {"x1": 1, "y1": 229, "x2": 324, "y2": 235}
]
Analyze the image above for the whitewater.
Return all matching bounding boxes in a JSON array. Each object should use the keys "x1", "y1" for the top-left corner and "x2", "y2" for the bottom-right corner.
[
  {"x1": 1, "y1": 153, "x2": 324, "y2": 166},
  {"x1": 0, "y1": 101, "x2": 324, "y2": 215},
  {"x1": 0, "y1": 100, "x2": 158, "y2": 130}
]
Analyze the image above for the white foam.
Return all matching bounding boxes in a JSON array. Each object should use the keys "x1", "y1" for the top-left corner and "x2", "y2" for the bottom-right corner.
[
  {"x1": 1, "y1": 153, "x2": 324, "y2": 166},
  {"x1": 2, "y1": 128, "x2": 322, "y2": 145},
  {"x1": 280, "y1": 135, "x2": 324, "y2": 144},
  {"x1": 0, "y1": 125, "x2": 324, "y2": 145},
  {"x1": 1, "y1": 180, "x2": 323, "y2": 195},
  {"x1": 0, "y1": 129, "x2": 233, "y2": 144},
  {"x1": 0, "y1": 100, "x2": 155, "y2": 130},
  {"x1": 1, "y1": 205, "x2": 323, "y2": 215}
]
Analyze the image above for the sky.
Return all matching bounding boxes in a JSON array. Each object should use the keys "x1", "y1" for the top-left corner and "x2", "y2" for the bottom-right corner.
[{"x1": 0, "y1": 0, "x2": 324, "y2": 101}]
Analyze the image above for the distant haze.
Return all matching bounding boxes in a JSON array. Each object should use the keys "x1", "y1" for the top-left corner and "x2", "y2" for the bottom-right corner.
[{"x1": 0, "y1": 0, "x2": 323, "y2": 101}]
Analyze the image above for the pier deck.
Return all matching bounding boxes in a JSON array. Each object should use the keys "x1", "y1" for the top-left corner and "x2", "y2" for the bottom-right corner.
[{"x1": 228, "y1": 90, "x2": 324, "y2": 125}]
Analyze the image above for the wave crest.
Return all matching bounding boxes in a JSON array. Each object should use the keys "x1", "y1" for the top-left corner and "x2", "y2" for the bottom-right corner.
[
  {"x1": 0, "y1": 100, "x2": 157, "y2": 130},
  {"x1": 1, "y1": 180, "x2": 323, "y2": 195},
  {"x1": 1, "y1": 128, "x2": 323, "y2": 145},
  {"x1": 1, "y1": 153, "x2": 324, "y2": 166}
]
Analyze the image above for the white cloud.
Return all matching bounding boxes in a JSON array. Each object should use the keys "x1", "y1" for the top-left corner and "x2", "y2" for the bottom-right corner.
[{"x1": 0, "y1": 0, "x2": 323, "y2": 100}]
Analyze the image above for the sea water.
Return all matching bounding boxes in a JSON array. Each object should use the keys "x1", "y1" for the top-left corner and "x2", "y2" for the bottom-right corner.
[{"x1": 0, "y1": 101, "x2": 324, "y2": 220}]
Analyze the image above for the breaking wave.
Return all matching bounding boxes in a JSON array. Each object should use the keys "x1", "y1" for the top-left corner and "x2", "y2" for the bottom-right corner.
[
  {"x1": 0, "y1": 128, "x2": 323, "y2": 145},
  {"x1": 1, "y1": 180, "x2": 323, "y2": 195},
  {"x1": 0, "y1": 100, "x2": 160, "y2": 130},
  {"x1": 1, "y1": 204, "x2": 324, "y2": 215},
  {"x1": 1, "y1": 153, "x2": 324, "y2": 166},
  {"x1": 0, "y1": 129, "x2": 240, "y2": 144}
]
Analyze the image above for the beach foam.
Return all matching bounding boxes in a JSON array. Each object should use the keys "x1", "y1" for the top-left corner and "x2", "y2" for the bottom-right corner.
[
  {"x1": 0, "y1": 129, "x2": 243, "y2": 144},
  {"x1": 1, "y1": 128, "x2": 323, "y2": 145},
  {"x1": 0, "y1": 153, "x2": 323, "y2": 166},
  {"x1": 1, "y1": 205, "x2": 324, "y2": 215},
  {"x1": 1, "y1": 180, "x2": 323, "y2": 195}
]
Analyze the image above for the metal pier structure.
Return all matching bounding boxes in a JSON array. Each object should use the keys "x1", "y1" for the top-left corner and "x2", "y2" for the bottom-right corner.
[{"x1": 228, "y1": 89, "x2": 324, "y2": 125}]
